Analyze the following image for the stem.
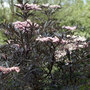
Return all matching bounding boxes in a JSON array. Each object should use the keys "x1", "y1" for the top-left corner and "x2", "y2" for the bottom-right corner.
[{"x1": 48, "y1": 43, "x2": 56, "y2": 76}]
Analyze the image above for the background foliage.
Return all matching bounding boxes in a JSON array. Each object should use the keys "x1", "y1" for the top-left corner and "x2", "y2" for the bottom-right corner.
[{"x1": 0, "y1": 0, "x2": 90, "y2": 44}]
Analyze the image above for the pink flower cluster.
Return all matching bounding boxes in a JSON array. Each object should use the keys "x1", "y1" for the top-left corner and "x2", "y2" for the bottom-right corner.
[
  {"x1": 36, "y1": 36, "x2": 60, "y2": 43},
  {"x1": 0, "y1": 66, "x2": 20, "y2": 74},
  {"x1": 25, "y1": 3, "x2": 41, "y2": 10},
  {"x1": 15, "y1": 3, "x2": 61, "y2": 11},
  {"x1": 65, "y1": 35, "x2": 89, "y2": 50},
  {"x1": 49, "y1": 5, "x2": 61, "y2": 9},
  {"x1": 15, "y1": 3, "x2": 41, "y2": 11},
  {"x1": 36, "y1": 35, "x2": 89, "y2": 51},
  {"x1": 62, "y1": 26, "x2": 77, "y2": 31},
  {"x1": 76, "y1": 41, "x2": 89, "y2": 49},
  {"x1": 41, "y1": 4, "x2": 61, "y2": 9},
  {"x1": 36, "y1": 36, "x2": 70, "y2": 44},
  {"x1": 41, "y1": 3, "x2": 49, "y2": 8},
  {"x1": 13, "y1": 20, "x2": 39, "y2": 31}
]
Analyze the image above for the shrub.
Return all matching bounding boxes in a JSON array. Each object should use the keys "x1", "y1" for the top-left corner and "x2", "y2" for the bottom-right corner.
[{"x1": 0, "y1": 0, "x2": 89, "y2": 89}]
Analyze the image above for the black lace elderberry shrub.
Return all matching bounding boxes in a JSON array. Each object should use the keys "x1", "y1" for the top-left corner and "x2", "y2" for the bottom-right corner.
[{"x1": 0, "y1": 0, "x2": 89, "y2": 89}]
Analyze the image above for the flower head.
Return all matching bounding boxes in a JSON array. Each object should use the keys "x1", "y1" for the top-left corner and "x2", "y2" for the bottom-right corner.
[
  {"x1": 13, "y1": 20, "x2": 39, "y2": 31},
  {"x1": 25, "y1": 3, "x2": 41, "y2": 10},
  {"x1": 49, "y1": 5, "x2": 61, "y2": 9},
  {"x1": 0, "y1": 66, "x2": 20, "y2": 74},
  {"x1": 41, "y1": 3, "x2": 49, "y2": 8},
  {"x1": 36, "y1": 36, "x2": 60, "y2": 43},
  {"x1": 41, "y1": 4, "x2": 61, "y2": 9},
  {"x1": 62, "y1": 26, "x2": 77, "y2": 31},
  {"x1": 15, "y1": 3, "x2": 41, "y2": 11}
]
